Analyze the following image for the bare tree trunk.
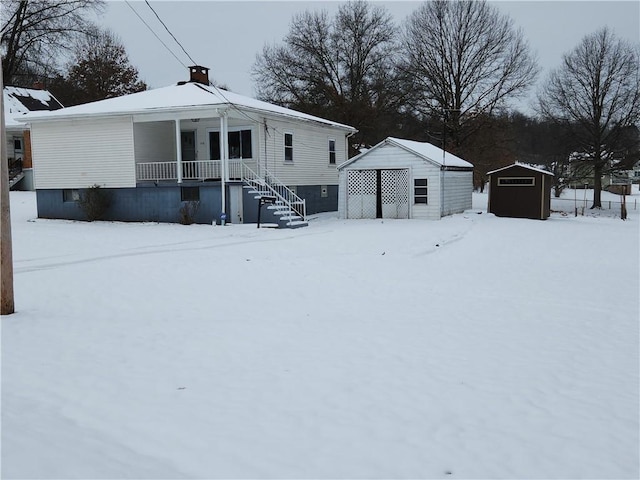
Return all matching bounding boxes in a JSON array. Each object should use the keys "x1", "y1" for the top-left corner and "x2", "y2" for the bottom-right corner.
[
  {"x1": 591, "y1": 164, "x2": 603, "y2": 209},
  {"x1": 1, "y1": 63, "x2": 15, "y2": 315}
]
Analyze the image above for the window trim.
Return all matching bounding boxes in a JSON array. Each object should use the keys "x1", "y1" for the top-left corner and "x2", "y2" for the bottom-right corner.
[
  {"x1": 284, "y1": 132, "x2": 294, "y2": 163},
  {"x1": 498, "y1": 177, "x2": 535, "y2": 186},
  {"x1": 207, "y1": 127, "x2": 254, "y2": 160},
  {"x1": 328, "y1": 138, "x2": 336, "y2": 165},
  {"x1": 414, "y1": 178, "x2": 428, "y2": 204},
  {"x1": 181, "y1": 186, "x2": 200, "y2": 202},
  {"x1": 13, "y1": 137, "x2": 23, "y2": 153},
  {"x1": 63, "y1": 189, "x2": 80, "y2": 203}
]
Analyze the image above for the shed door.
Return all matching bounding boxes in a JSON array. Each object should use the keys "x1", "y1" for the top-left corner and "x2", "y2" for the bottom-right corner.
[
  {"x1": 347, "y1": 170, "x2": 377, "y2": 219},
  {"x1": 381, "y1": 169, "x2": 409, "y2": 219}
]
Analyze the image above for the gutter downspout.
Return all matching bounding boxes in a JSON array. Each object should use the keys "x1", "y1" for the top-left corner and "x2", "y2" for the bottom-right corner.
[{"x1": 345, "y1": 130, "x2": 357, "y2": 161}]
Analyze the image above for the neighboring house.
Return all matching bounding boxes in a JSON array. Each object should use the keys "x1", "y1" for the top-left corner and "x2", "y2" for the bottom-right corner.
[
  {"x1": 20, "y1": 66, "x2": 357, "y2": 228},
  {"x1": 4, "y1": 84, "x2": 64, "y2": 190},
  {"x1": 487, "y1": 164, "x2": 553, "y2": 220},
  {"x1": 629, "y1": 160, "x2": 640, "y2": 183},
  {"x1": 337, "y1": 137, "x2": 473, "y2": 220}
]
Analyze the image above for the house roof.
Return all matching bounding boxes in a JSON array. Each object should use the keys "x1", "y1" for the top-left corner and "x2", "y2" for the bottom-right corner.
[
  {"x1": 338, "y1": 137, "x2": 474, "y2": 169},
  {"x1": 20, "y1": 82, "x2": 357, "y2": 131},
  {"x1": 3, "y1": 86, "x2": 64, "y2": 128},
  {"x1": 487, "y1": 163, "x2": 554, "y2": 176}
]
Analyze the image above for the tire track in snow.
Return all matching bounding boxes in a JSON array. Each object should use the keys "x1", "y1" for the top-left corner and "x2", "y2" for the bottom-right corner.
[{"x1": 14, "y1": 229, "x2": 331, "y2": 274}]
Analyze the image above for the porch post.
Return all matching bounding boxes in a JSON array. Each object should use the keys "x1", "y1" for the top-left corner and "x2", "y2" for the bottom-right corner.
[
  {"x1": 175, "y1": 119, "x2": 183, "y2": 183},
  {"x1": 219, "y1": 112, "x2": 227, "y2": 215}
]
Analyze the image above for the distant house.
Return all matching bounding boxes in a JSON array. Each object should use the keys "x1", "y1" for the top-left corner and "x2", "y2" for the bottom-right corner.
[
  {"x1": 337, "y1": 137, "x2": 473, "y2": 220},
  {"x1": 20, "y1": 66, "x2": 357, "y2": 228},
  {"x1": 4, "y1": 85, "x2": 64, "y2": 190},
  {"x1": 487, "y1": 164, "x2": 553, "y2": 220}
]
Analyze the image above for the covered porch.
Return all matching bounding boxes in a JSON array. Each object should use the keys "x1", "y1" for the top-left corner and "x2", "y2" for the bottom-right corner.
[{"x1": 130, "y1": 111, "x2": 306, "y2": 222}]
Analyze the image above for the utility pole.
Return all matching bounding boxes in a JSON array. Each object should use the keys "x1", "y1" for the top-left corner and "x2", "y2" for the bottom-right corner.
[{"x1": 1, "y1": 61, "x2": 15, "y2": 315}]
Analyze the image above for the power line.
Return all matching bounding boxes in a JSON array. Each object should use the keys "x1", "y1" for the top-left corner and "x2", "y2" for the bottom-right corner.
[
  {"x1": 127, "y1": 1, "x2": 338, "y2": 155},
  {"x1": 124, "y1": 0, "x2": 187, "y2": 69},
  {"x1": 144, "y1": 0, "x2": 199, "y2": 67}
]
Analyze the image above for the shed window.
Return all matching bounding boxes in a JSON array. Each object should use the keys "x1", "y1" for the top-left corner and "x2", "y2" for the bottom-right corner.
[
  {"x1": 181, "y1": 187, "x2": 200, "y2": 202},
  {"x1": 414, "y1": 178, "x2": 428, "y2": 204},
  {"x1": 498, "y1": 177, "x2": 535, "y2": 186},
  {"x1": 329, "y1": 139, "x2": 336, "y2": 164},
  {"x1": 284, "y1": 133, "x2": 293, "y2": 162}
]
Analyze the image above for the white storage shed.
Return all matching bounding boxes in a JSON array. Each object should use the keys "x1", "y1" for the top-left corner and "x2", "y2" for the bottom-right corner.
[{"x1": 337, "y1": 137, "x2": 473, "y2": 220}]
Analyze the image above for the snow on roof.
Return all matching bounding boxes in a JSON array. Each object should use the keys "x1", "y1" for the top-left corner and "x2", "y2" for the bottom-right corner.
[
  {"x1": 20, "y1": 82, "x2": 356, "y2": 131},
  {"x1": 487, "y1": 163, "x2": 554, "y2": 176},
  {"x1": 4, "y1": 86, "x2": 63, "y2": 127},
  {"x1": 339, "y1": 137, "x2": 473, "y2": 169}
]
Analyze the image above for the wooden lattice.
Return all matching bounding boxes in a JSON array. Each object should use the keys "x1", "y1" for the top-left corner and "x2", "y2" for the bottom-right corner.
[{"x1": 347, "y1": 170, "x2": 377, "y2": 218}]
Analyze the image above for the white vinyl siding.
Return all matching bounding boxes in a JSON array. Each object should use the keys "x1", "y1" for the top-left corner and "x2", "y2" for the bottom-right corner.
[
  {"x1": 442, "y1": 170, "x2": 473, "y2": 216},
  {"x1": 259, "y1": 117, "x2": 348, "y2": 186},
  {"x1": 31, "y1": 116, "x2": 135, "y2": 189}
]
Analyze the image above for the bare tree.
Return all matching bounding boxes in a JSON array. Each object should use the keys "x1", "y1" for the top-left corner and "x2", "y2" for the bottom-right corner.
[
  {"x1": 0, "y1": 0, "x2": 104, "y2": 86},
  {"x1": 402, "y1": 0, "x2": 539, "y2": 150},
  {"x1": 252, "y1": 0, "x2": 409, "y2": 150},
  {"x1": 538, "y1": 28, "x2": 640, "y2": 208},
  {"x1": 55, "y1": 26, "x2": 147, "y2": 106}
]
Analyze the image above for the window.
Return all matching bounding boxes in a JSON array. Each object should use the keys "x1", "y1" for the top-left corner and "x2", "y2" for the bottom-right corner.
[
  {"x1": 414, "y1": 178, "x2": 428, "y2": 204},
  {"x1": 63, "y1": 189, "x2": 80, "y2": 202},
  {"x1": 228, "y1": 129, "x2": 253, "y2": 159},
  {"x1": 284, "y1": 133, "x2": 293, "y2": 162},
  {"x1": 329, "y1": 139, "x2": 336, "y2": 164},
  {"x1": 181, "y1": 186, "x2": 200, "y2": 202},
  {"x1": 498, "y1": 177, "x2": 535, "y2": 186},
  {"x1": 209, "y1": 132, "x2": 221, "y2": 160},
  {"x1": 209, "y1": 129, "x2": 252, "y2": 160},
  {"x1": 13, "y1": 137, "x2": 23, "y2": 153}
]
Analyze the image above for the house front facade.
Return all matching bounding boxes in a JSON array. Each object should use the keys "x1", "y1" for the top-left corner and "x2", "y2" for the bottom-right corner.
[{"x1": 22, "y1": 67, "x2": 357, "y2": 227}]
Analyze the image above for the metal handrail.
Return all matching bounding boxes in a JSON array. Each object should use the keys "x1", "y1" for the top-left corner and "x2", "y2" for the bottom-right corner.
[{"x1": 241, "y1": 163, "x2": 306, "y2": 222}]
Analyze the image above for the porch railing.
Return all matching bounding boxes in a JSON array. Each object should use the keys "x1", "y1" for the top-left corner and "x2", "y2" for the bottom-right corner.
[{"x1": 136, "y1": 160, "x2": 244, "y2": 181}]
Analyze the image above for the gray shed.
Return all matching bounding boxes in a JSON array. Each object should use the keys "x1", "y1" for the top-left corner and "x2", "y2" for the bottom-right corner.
[{"x1": 337, "y1": 137, "x2": 473, "y2": 220}]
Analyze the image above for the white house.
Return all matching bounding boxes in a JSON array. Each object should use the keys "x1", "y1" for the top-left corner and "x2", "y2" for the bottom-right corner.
[
  {"x1": 337, "y1": 137, "x2": 473, "y2": 220},
  {"x1": 4, "y1": 85, "x2": 64, "y2": 190},
  {"x1": 20, "y1": 66, "x2": 357, "y2": 227}
]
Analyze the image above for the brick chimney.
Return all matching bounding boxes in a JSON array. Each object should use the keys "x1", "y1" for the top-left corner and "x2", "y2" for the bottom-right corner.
[
  {"x1": 189, "y1": 66, "x2": 210, "y2": 85},
  {"x1": 32, "y1": 81, "x2": 44, "y2": 90}
]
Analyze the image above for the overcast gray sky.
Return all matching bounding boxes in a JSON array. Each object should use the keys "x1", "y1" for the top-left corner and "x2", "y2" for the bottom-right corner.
[{"x1": 98, "y1": 1, "x2": 639, "y2": 112}]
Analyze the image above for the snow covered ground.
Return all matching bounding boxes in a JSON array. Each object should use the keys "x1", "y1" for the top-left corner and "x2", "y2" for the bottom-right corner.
[{"x1": 2, "y1": 189, "x2": 638, "y2": 479}]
